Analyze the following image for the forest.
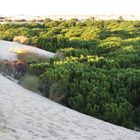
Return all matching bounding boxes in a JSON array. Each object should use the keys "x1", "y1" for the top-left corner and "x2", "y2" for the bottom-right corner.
[{"x1": 0, "y1": 18, "x2": 140, "y2": 129}]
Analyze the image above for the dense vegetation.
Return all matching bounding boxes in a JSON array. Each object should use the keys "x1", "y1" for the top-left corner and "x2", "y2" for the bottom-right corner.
[{"x1": 0, "y1": 18, "x2": 140, "y2": 129}]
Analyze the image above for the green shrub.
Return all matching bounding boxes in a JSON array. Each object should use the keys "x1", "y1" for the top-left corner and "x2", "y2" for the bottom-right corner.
[
  {"x1": 135, "y1": 107, "x2": 140, "y2": 127},
  {"x1": 49, "y1": 83, "x2": 68, "y2": 104},
  {"x1": 19, "y1": 75, "x2": 41, "y2": 93}
]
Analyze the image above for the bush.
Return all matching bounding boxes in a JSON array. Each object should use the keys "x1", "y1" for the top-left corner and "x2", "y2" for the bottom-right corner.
[
  {"x1": 135, "y1": 107, "x2": 140, "y2": 127},
  {"x1": 49, "y1": 83, "x2": 68, "y2": 104},
  {"x1": 19, "y1": 75, "x2": 41, "y2": 93},
  {"x1": 13, "y1": 36, "x2": 29, "y2": 45},
  {"x1": 16, "y1": 52, "x2": 49, "y2": 63}
]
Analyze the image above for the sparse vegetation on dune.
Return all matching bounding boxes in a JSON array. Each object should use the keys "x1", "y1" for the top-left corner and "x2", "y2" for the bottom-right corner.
[
  {"x1": 16, "y1": 52, "x2": 50, "y2": 63},
  {"x1": 19, "y1": 74, "x2": 41, "y2": 93}
]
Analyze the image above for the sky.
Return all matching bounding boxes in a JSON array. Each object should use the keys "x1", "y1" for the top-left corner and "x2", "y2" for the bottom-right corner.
[{"x1": 0, "y1": 0, "x2": 140, "y2": 16}]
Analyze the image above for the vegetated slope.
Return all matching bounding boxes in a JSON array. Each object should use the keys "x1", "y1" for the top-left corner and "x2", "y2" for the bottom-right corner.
[
  {"x1": 0, "y1": 75, "x2": 139, "y2": 140},
  {"x1": 0, "y1": 40, "x2": 55, "y2": 60},
  {"x1": 1, "y1": 20, "x2": 140, "y2": 129}
]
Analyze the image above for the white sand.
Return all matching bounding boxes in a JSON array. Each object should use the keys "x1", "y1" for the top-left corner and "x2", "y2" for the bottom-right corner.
[
  {"x1": 0, "y1": 74, "x2": 139, "y2": 140},
  {"x1": 0, "y1": 40, "x2": 55, "y2": 60}
]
